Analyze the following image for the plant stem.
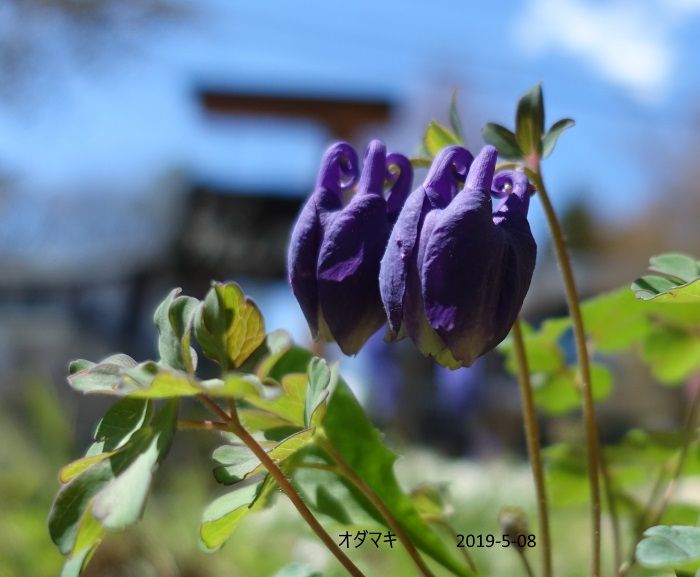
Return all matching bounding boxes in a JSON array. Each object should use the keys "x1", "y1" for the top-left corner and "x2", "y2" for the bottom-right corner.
[
  {"x1": 599, "y1": 450, "x2": 622, "y2": 576},
  {"x1": 517, "y1": 548, "x2": 536, "y2": 577},
  {"x1": 319, "y1": 439, "x2": 438, "y2": 577},
  {"x1": 512, "y1": 319, "x2": 553, "y2": 577},
  {"x1": 200, "y1": 395, "x2": 366, "y2": 577},
  {"x1": 649, "y1": 386, "x2": 700, "y2": 526},
  {"x1": 619, "y1": 386, "x2": 700, "y2": 576},
  {"x1": 435, "y1": 520, "x2": 479, "y2": 574},
  {"x1": 176, "y1": 419, "x2": 228, "y2": 431},
  {"x1": 530, "y1": 165, "x2": 601, "y2": 577}
]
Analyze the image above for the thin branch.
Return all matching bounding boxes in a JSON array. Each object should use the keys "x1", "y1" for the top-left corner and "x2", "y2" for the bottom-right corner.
[
  {"x1": 531, "y1": 165, "x2": 602, "y2": 577},
  {"x1": 512, "y1": 319, "x2": 553, "y2": 577},
  {"x1": 319, "y1": 439, "x2": 439, "y2": 577}
]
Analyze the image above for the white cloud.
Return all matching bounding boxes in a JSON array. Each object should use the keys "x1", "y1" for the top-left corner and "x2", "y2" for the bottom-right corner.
[{"x1": 515, "y1": 0, "x2": 687, "y2": 102}]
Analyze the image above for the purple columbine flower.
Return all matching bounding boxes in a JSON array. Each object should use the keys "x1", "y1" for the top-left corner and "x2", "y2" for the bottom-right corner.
[
  {"x1": 288, "y1": 139, "x2": 412, "y2": 355},
  {"x1": 379, "y1": 145, "x2": 536, "y2": 368}
]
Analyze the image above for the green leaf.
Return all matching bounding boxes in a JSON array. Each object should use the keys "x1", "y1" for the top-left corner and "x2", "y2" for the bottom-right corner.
[
  {"x1": 410, "y1": 156, "x2": 433, "y2": 168},
  {"x1": 481, "y1": 123, "x2": 523, "y2": 160},
  {"x1": 49, "y1": 461, "x2": 114, "y2": 555},
  {"x1": 305, "y1": 358, "x2": 333, "y2": 427},
  {"x1": 200, "y1": 475, "x2": 276, "y2": 551},
  {"x1": 542, "y1": 118, "x2": 575, "y2": 158},
  {"x1": 214, "y1": 429, "x2": 314, "y2": 485},
  {"x1": 409, "y1": 485, "x2": 449, "y2": 522},
  {"x1": 154, "y1": 288, "x2": 199, "y2": 372},
  {"x1": 423, "y1": 120, "x2": 462, "y2": 157},
  {"x1": 580, "y1": 288, "x2": 651, "y2": 352},
  {"x1": 212, "y1": 445, "x2": 260, "y2": 485},
  {"x1": 315, "y1": 485, "x2": 352, "y2": 524},
  {"x1": 60, "y1": 398, "x2": 153, "y2": 483},
  {"x1": 273, "y1": 563, "x2": 322, "y2": 577},
  {"x1": 636, "y1": 526, "x2": 700, "y2": 571},
  {"x1": 195, "y1": 282, "x2": 266, "y2": 369},
  {"x1": 632, "y1": 253, "x2": 700, "y2": 303},
  {"x1": 641, "y1": 326, "x2": 700, "y2": 385},
  {"x1": 60, "y1": 547, "x2": 96, "y2": 577},
  {"x1": 321, "y1": 380, "x2": 475, "y2": 577},
  {"x1": 533, "y1": 362, "x2": 612, "y2": 415},
  {"x1": 59, "y1": 451, "x2": 118, "y2": 484},
  {"x1": 91, "y1": 399, "x2": 177, "y2": 529},
  {"x1": 544, "y1": 444, "x2": 589, "y2": 507},
  {"x1": 650, "y1": 254, "x2": 700, "y2": 283},
  {"x1": 95, "y1": 398, "x2": 152, "y2": 451},
  {"x1": 515, "y1": 83, "x2": 544, "y2": 156},
  {"x1": 449, "y1": 88, "x2": 465, "y2": 142},
  {"x1": 67, "y1": 354, "x2": 138, "y2": 394},
  {"x1": 50, "y1": 400, "x2": 177, "y2": 564}
]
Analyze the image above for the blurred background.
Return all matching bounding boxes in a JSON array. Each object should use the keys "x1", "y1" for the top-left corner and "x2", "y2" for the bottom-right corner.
[{"x1": 1, "y1": 1, "x2": 699, "y2": 576}]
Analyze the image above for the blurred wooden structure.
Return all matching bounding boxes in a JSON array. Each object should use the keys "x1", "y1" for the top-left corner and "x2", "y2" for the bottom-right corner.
[{"x1": 198, "y1": 89, "x2": 393, "y2": 140}]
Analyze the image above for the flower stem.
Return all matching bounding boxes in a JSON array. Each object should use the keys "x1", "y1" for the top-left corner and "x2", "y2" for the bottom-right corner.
[
  {"x1": 619, "y1": 385, "x2": 700, "y2": 576},
  {"x1": 517, "y1": 548, "x2": 536, "y2": 577},
  {"x1": 512, "y1": 319, "x2": 553, "y2": 577},
  {"x1": 319, "y1": 438, "x2": 438, "y2": 577},
  {"x1": 199, "y1": 395, "x2": 367, "y2": 577},
  {"x1": 530, "y1": 165, "x2": 601, "y2": 577},
  {"x1": 435, "y1": 520, "x2": 479, "y2": 574},
  {"x1": 600, "y1": 450, "x2": 623, "y2": 576}
]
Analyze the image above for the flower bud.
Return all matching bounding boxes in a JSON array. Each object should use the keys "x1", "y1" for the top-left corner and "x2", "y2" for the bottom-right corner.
[
  {"x1": 379, "y1": 145, "x2": 536, "y2": 368},
  {"x1": 288, "y1": 140, "x2": 412, "y2": 355}
]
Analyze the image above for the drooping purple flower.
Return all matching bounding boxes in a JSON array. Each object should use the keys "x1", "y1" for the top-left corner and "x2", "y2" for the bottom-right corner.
[
  {"x1": 379, "y1": 145, "x2": 536, "y2": 368},
  {"x1": 288, "y1": 140, "x2": 413, "y2": 355}
]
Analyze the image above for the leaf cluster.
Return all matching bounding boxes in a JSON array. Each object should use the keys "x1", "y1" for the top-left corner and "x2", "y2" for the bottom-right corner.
[{"x1": 50, "y1": 282, "x2": 475, "y2": 577}]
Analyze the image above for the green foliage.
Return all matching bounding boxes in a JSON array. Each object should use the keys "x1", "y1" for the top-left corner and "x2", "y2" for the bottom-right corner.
[
  {"x1": 422, "y1": 120, "x2": 462, "y2": 157},
  {"x1": 632, "y1": 253, "x2": 700, "y2": 303},
  {"x1": 195, "y1": 282, "x2": 266, "y2": 370},
  {"x1": 482, "y1": 83, "x2": 574, "y2": 162},
  {"x1": 52, "y1": 283, "x2": 472, "y2": 577},
  {"x1": 636, "y1": 526, "x2": 700, "y2": 572}
]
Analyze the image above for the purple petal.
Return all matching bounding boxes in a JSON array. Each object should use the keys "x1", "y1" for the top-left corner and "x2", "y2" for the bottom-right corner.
[
  {"x1": 486, "y1": 172, "x2": 537, "y2": 351},
  {"x1": 289, "y1": 142, "x2": 359, "y2": 335},
  {"x1": 423, "y1": 146, "x2": 473, "y2": 208},
  {"x1": 385, "y1": 152, "x2": 413, "y2": 223},
  {"x1": 317, "y1": 192, "x2": 389, "y2": 354},
  {"x1": 379, "y1": 186, "x2": 429, "y2": 337},
  {"x1": 316, "y1": 142, "x2": 359, "y2": 194},
  {"x1": 420, "y1": 170, "x2": 500, "y2": 366},
  {"x1": 355, "y1": 140, "x2": 387, "y2": 197},
  {"x1": 379, "y1": 146, "x2": 472, "y2": 337},
  {"x1": 465, "y1": 145, "x2": 497, "y2": 192}
]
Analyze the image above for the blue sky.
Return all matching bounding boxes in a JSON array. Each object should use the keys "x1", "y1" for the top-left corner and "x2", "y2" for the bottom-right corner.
[
  {"x1": 1, "y1": 0, "x2": 699, "y2": 219},
  {"x1": 1, "y1": 0, "x2": 699, "y2": 392}
]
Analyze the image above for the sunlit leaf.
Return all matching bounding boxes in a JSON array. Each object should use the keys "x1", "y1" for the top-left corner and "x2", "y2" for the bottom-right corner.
[
  {"x1": 632, "y1": 253, "x2": 700, "y2": 303},
  {"x1": 95, "y1": 398, "x2": 152, "y2": 450},
  {"x1": 423, "y1": 120, "x2": 462, "y2": 157},
  {"x1": 195, "y1": 282, "x2": 266, "y2": 370},
  {"x1": 641, "y1": 326, "x2": 700, "y2": 385},
  {"x1": 321, "y1": 380, "x2": 475, "y2": 577},
  {"x1": 410, "y1": 156, "x2": 433, "y2": 168},
  {"x1": 200, "y1": 475, "x2": 276, "y2": 551},
  {"x1": 542, "y1": 118, "x2": 575, "y2": 158},
  {"x1": 481, "y1": 123, "x2": 523, "y2": 160},
  {"x1": 636, "y1": 525, "x2": 700, "y2": 571},
  {"x1": 213, "y1": 429, "x2": 313, "y2": 485},
  {"x1": 91, "y1": 400, "x2": 177, "y2": 529},
  {"x1": 515, "y1": 83, "x2": 544, "y2": 156}
]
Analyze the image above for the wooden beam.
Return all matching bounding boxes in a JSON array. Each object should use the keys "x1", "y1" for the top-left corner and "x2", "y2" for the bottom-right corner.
[{"x1": 198, "y1": 90, "x2": 393, "y2": 140}]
